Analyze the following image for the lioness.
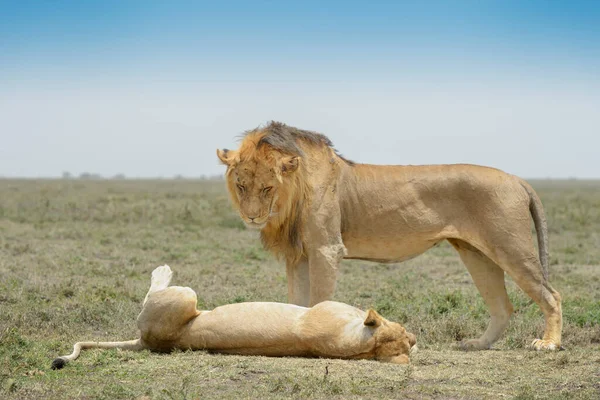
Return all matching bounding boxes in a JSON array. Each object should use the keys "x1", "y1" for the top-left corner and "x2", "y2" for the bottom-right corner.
[
  {"x1": 52, "y1": 265, "x2": 416, "y2": 369},
  {"x1": 217, "y1": 121, "x2": 562, "y2": 351}
]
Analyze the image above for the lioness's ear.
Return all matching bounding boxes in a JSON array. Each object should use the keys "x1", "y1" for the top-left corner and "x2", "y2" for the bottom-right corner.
[
  {"x1": 217, "y1": 149, "x2": 238, "y2": 166},
  {"x1": 364, "y1": 309, "x2": 382, "y2": 328},
  {"x1": 407, "y1": 331, "x2": 417, "y2": 348},
  {"x1": 281, "y1": 156, "x2": 299, "y2": 175}
]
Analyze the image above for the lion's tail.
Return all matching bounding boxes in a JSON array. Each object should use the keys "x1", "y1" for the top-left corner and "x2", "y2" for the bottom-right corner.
[
  {"x1": 51, "y1": 338, "x2": 143, "y2": 370},
  {"x1": 519, "y1": 179, "x2": 549, "y2": 282}
]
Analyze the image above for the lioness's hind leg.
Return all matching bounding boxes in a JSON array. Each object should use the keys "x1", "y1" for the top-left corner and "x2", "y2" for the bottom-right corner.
[
  {"x1": 449, "y1": 240, "x2": 513, "y2": 350},
  {"x1": 143, "y1": 265, "x2": 173, "y2": 306}
]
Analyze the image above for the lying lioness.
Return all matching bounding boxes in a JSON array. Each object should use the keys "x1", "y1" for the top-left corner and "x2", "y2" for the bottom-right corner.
[{"x1": 52, "y1": 265, "x2": 416, "y2": 369}]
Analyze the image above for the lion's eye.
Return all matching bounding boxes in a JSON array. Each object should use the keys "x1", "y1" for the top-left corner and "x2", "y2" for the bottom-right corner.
[
  {"x1": 262, "y1": 186, "x2": 273, "y2": 194},
  {"x1": 236, "y1": 184, "x2": 245, "y2": 192}
]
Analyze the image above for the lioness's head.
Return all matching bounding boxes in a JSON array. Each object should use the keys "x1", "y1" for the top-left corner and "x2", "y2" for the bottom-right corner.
[
  {"x1": 364, "y1": 309, "x2": 417, "y2": 364},
  {"x1": 217, "y1": 144, "x2": 300, "y2": 230}
]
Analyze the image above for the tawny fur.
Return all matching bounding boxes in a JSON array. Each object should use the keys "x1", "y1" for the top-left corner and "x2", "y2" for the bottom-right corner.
[
  {"x1": 217, "y1": 121, "x2": 563, "y2": 351},
  {"x1": 52, "y1": 265, "x2": 416, "y2": 369}
]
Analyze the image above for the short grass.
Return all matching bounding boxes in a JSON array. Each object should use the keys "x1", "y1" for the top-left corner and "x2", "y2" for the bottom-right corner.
[{"x1": 1, "y1": 178, "x2": 599, "y2": 399}]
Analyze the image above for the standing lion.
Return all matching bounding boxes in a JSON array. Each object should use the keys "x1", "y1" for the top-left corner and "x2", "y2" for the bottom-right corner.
[{"x1": 217, "y1": 121, "x2": 562, "y2": 351}]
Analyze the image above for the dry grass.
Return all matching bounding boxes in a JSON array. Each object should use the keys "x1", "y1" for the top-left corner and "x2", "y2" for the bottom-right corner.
[{"x1": 1, "y1": 179, "x2": 599, "y2": 399}]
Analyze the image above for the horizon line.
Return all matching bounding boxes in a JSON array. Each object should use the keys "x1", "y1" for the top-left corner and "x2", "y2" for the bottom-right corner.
[{"x1": 1, "y1": 176, "x2": 599, "y2": 182}]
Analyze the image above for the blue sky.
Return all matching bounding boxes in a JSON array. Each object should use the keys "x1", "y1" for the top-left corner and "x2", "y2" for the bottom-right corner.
[{"x1": 1, "y1": 1, "x2": 599, "y2": 178}]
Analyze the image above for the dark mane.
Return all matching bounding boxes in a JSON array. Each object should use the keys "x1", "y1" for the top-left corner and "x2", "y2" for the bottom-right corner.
[{"x1": 248, "y1": 121, "x2": 354, "y2": 165}]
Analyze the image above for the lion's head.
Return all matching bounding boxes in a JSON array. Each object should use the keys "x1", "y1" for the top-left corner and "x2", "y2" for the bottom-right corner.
[
  {"x1": 216, "y1": 139, "x2": 301, "y2": 230},
  {"x1": 217, "y1": 122, "x2": 351, "y2": 263}
]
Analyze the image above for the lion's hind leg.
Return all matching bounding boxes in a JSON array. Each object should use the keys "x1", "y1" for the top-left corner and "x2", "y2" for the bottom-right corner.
[
  {"x1": 507, "y1": 264, "x2": 562, "y2": 351},
  {"x1": 474, "y1": 238, "x2": 562, "y2": 351},
  {"x1": 448, "y1": 239, "x2": 514, "y2": 350},
  {"x1": 143, "y1": 265, "x2": 174, "y2": 306}
]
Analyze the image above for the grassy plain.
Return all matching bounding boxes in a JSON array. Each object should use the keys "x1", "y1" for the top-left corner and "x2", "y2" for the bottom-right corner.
[{"x1": 0, "y1": 178, "x2": 599, "y2": 399}]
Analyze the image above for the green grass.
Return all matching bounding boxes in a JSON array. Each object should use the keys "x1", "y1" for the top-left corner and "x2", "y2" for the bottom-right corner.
[{"x1": 0, "y1": 179, "x2": 599, "y2": 399}]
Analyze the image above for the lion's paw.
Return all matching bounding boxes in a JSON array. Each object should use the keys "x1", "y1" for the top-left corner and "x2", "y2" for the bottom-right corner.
[
  {"x1": 457, "y1": 339, "x2": 491, "y2": 351},
  {"x1": 530, "y1": 339, "x2": 560, "y2": 351},
  {"x1": 150, "y1": 265, "x2": 173, "y2": 291}
]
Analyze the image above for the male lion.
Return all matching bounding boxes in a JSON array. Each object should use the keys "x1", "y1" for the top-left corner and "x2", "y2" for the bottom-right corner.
[
  {"x1": 217, "y1": 121, "x2": 562, "y2": 351},
  {"x1": 52, "y1": 265, "x2": 416, "y2": 369}
]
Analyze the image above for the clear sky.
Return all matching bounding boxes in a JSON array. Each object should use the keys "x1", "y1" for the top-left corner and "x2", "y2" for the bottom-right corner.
[{"x1": 1, "y1": 1, "x2": 599, "y2": 178}]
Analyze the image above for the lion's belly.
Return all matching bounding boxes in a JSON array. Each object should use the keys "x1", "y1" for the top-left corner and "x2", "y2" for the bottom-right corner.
[{"x1": 342, "y1": 234, "x2": 443, "y2": 263}]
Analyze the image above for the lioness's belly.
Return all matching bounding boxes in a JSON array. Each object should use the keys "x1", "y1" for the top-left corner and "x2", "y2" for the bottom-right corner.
[{"x1": 181, "y1": 302, "x2": 310, "y2": 354}]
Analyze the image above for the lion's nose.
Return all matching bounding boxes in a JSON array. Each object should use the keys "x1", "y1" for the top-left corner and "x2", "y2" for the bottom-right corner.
[{"x1": 248, "y1": 216, "x2": 259, "y2": 222}]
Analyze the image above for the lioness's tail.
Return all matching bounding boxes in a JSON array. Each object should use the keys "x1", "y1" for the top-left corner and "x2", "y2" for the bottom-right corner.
[
  {"x1": 52, "y1": 338, "x2": 143, "y2": 370},
  {"x1": 519, "y1": 179, "x2": 549, "y2": 281}
]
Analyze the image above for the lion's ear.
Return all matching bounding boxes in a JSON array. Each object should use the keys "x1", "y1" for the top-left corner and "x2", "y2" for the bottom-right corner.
[
  {"x1": 364, "y1": 309, "x2": 382, "y2": 328},
  {"x1": 217, "y1": 149, "x2": 238, "y2": 166},
  {"x1": 281, "y1": 156, "x2": 299, "y2": 175}
]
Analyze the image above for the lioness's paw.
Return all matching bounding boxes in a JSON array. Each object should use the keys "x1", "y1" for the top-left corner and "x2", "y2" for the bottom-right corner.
[
  {"x1": 150, "y1": 265, "x2": 173, "y2": 290},
  {"x1": 530, "y1": 339, "x2": 560, "y2": 351},
  {"x1": 457, "y1": 339, "x2": 491, "y2": 351}
]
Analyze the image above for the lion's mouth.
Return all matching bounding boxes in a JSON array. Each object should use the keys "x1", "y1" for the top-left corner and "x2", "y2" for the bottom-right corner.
[
  {"x1": 242, "y1": 213, "x2": 270, "y2": 229},
  {"x1": 244, "y1": 220, "x2": 267, "y2": 230},
  {"x1": 241, "y1": 205, "x2": 277, "y2": 229}
]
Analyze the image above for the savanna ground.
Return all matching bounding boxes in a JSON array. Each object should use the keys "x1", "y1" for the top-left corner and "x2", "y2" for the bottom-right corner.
[{"x1": 0, "y1": 178, "x2": 599, "y2": 399}]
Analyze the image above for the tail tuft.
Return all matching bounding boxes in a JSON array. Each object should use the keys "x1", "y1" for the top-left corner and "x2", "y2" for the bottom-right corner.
[{"x1": 51, "y1": 357, "x2": 66, "y2": 370}]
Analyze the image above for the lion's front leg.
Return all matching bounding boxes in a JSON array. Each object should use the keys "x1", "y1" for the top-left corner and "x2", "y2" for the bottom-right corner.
[
  {"x1": 304, "y1": 186, "x2": 346, "y2": 306},
  {"x1": 308, "y1": 243, "x2": 346, "y2": 306},
  {"x1": 286, "y1": 258, "x2": 310, "y2": 307}
]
